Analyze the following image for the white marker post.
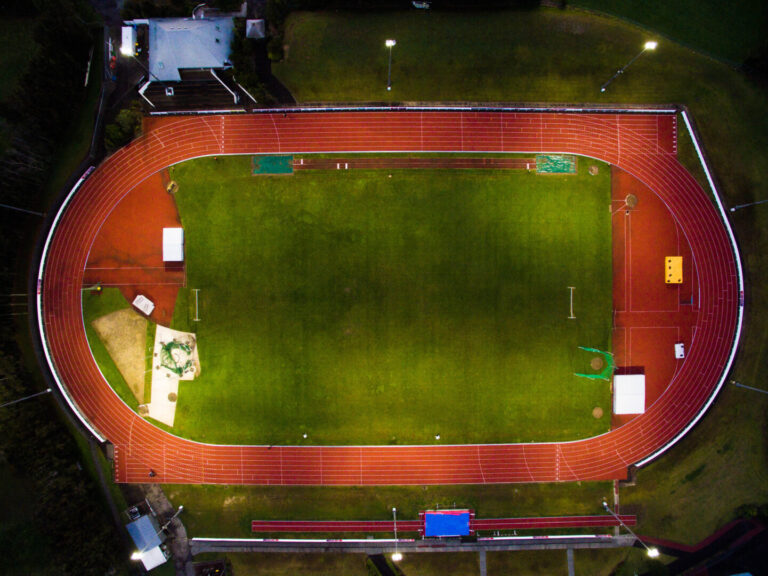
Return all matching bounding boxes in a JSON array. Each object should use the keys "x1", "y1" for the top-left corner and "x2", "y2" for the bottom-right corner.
[
  {"x1": 568, "y1": 286, "x2": 576, "y2": 319},
  {"x1": 193, "y1": 289, "x2": 200, "y2": 322}
]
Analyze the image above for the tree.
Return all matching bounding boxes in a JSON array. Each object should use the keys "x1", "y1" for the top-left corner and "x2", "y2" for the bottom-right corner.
[{"x1": 104, "y1": 101, "x2": 143, "y2": 152}]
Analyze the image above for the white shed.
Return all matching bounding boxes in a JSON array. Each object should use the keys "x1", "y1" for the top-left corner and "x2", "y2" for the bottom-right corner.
[
  {"x1": 163, "y1": 227, "x2": 184, "y2": 262},
  {"x1": 132, "y1": 295, "x2": 156, "y2": 316},
  {"x1": 121, "y1": 26, "x2": 137, "y2": 56}
]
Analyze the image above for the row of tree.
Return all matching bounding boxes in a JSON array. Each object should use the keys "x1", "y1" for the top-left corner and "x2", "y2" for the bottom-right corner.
[{"x1": 0, "y1": 1, "x2": 129, "y2": 573}]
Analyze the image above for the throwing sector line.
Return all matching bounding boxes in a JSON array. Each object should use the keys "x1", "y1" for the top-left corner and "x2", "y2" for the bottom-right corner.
[
  {"x1": 193, "y1": 288, "x2": 201, "y2": 322},
  {"x1": 568, "y1": 286, "x2": 576, "y2": 319}
]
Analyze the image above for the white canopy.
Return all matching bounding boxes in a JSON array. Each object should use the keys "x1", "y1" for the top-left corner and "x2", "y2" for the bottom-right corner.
[
  {"x1": 613, "y1": 374, "x2": 646, "y2": 415},
  {"x1": 139, "y1": 546, "x2": 167, "y2": 571},
  {"x1": 163, "y1": 227, "x2": 184, "y2": 262}
]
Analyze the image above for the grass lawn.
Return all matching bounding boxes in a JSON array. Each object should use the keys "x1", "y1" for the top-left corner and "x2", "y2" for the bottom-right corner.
[
  {"x1": 622, "y1": 384, "x2": 768, "y2": 544},
  {"x1": 0, "y1": 18, "x2": 37, "y2": 105},
  {"x1": 167, "y1": 480, "x2": 613, "y2": 537},
  {"x1": 0, "y1": 461, "x2": 55, "y2": 573},
  {"x1": 224, "y1": 547, "x2": 643, "y2": 576},
  {"x1": 229, "y1": 553, "x2": 367, "y2": 576},
  {"x1": 168, "y1": 155, "x2": 612, "y2": 446},
  {"x1": 572, "y1": 0, "x2": 768, "y2": 63}
]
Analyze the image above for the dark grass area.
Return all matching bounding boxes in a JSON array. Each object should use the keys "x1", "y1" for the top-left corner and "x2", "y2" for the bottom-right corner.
[
  {"x1": 274, "y1": 8, "x2": 759, "y2": 104},
  {"x1": 229, "y1": 553, "x2": 367, "y2": 576},
  {"x1": 622, "y1": 385, "x2": 768, "y2": 543},
  {"x1": 0, "y1": 19, "x2": 37, "y2": 105},
  {"x1": 42, "y1": 27, "x2": 103, "y2": 205},
  {"x1": 572, "y1": 0, "x2": 768, "y2": 63},
  {"x1": 0, "y1": 462, "x2": 53, "y2": 572},
  {"x1": 218, "y1": 547, "x2": 635, "y2": 576},
  {"x1": 167, "y1": 155, "x2": 612, "y2": 446}
]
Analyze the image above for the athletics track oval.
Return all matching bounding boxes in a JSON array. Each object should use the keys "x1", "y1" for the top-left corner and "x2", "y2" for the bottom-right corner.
[{"x1": 37, "y1": 109, "x2": 741, "y2": 485}]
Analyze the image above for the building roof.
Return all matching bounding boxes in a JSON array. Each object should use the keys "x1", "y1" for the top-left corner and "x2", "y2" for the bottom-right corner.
[
  {"x1": 148, "y1": 17, "x2": 234, "y2": 82},
  {"x1": 246, "y1": 19, "x2": 265, "y2": 39},
  {"x1": 127, "y1": 515, "x2": 163, "y2": 551}
]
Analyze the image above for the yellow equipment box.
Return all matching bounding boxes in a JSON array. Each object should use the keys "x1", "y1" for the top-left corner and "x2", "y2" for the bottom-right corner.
[{"x1": 665, "y1": 256, "x2": 683, "y2": 284}]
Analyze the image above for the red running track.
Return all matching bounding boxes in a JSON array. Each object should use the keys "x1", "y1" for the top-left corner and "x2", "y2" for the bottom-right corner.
[
  {"x1": 38, "y1": 110, "x2": 740, "y2": 485},
  {"x1": 250, "y1": 515, "x2": 637, "y2": 533}
]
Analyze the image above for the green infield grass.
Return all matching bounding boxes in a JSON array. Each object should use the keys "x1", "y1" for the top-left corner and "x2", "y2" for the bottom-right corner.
[{"x1": 165, "y1": 154, "x2": 612, "y2": 446}]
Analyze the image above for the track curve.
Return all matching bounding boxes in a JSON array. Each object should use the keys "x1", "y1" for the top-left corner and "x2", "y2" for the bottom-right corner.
[{"x1": 38, "y1": 110, "x2": 740, "y2": 484}]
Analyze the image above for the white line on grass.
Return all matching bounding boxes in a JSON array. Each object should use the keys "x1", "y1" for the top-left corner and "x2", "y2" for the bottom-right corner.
[{"x1": 568, "y1": 286, "x2": 576, "y2": 319}]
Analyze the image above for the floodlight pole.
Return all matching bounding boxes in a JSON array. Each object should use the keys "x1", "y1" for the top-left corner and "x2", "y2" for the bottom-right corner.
[
  {"x1": 386, "y1": 39, "x2": 396, "y2": 91},
  {"x1": 0, "y1": 388, "x2": 52, "y2": 409},
  {"x1": 160, "y1": 505, "x2": 184, "y2": 533},
  {"x1": 600, "y1": 41, "x2": 657, "y2": 93},
  {"x1": 729, "y1": 198, "x2": 768, "y2": 212},
  {"x1": 391, "y1": 507, "x2": 402, "y2": 562},
  {"x1": 0, "y1": 203, "x2": 45, "y2": 217},
  {"x1": 602, "y1": 500, "x2": 659, "y2": 558}
]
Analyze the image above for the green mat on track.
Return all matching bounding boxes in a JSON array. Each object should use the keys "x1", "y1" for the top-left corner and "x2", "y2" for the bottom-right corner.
[
  {"x1": 253, "y1": 155, "x2": 294, "y2": 175},
  {"x1": 536, "y1": 155, "x2": 577, "y2": 174}
]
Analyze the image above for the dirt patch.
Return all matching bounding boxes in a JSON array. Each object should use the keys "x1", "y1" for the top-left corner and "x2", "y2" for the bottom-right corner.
[
  {"x1": 592, "y1": 407, "x2": 604, "y2": 419},
  {"x1": 92, "y1": 309, "x2": 147, "y2": 403},
  {"x1": 223, "y1": 495, "x2": 246, "y2": 508}
]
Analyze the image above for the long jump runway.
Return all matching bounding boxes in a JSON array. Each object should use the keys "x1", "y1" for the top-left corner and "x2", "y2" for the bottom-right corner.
[{"x1": 38, "y1": 110, "x2": 740, "y2": 485}]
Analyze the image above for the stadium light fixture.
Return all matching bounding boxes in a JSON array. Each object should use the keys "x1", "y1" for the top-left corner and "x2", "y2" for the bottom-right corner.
[
  {"x1": 600, "y1": 40, "x2": 658, "y2": 93},
  {"x1": 602, "y1": 500, "x2": 660, "y2": 558},
  {"x1": 391, "y1": 506, "x2": 403, "y2": 561},
  {"x1": 385, "y1": 39, "x2": 397, "y2": 91}
]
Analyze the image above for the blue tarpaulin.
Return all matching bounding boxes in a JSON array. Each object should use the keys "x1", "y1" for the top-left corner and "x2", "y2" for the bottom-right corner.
[{"x1": 424, "y1": 510, "x2": 471, "y2": 537}]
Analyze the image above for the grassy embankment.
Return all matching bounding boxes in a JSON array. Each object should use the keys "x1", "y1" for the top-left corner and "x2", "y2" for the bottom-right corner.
[
  {"x1": 0, "y1": 19, "x2": 37, "y2": 104},
  {"x1": 573, "y1": 0, "x2": 768, "y2": 63}
]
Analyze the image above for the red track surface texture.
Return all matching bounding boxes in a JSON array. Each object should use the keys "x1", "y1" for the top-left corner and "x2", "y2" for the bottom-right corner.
[
  {"x1": 39, "y1": 111, "x2": 739, "y2": 485},
  {"x1": 250, "y1": 515, "x2": 637, "y2": 533}
]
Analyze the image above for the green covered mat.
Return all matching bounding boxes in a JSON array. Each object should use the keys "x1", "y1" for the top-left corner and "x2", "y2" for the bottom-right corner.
[
  {"x1": 253, "y1": 155, "x2": 294, "y2": 175},
  {"x1": 536, "y1": 154, "x2": 577, "y2": 174}
]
